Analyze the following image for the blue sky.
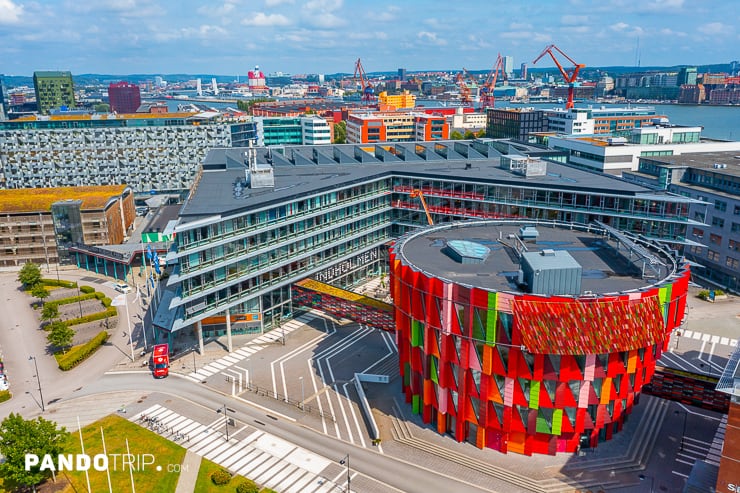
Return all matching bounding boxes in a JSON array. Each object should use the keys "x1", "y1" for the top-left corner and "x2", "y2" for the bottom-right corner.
[{"x1": 0, "y1": 0, "x2": 737, "y2": 76}]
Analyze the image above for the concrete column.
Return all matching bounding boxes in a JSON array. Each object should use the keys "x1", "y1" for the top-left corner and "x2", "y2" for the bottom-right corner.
[
  {"x1": 196, "y1": 320, "x2": 204, "y2": 355},
  {"x1": 225, "y1": 307, "x2": 233, "y2": 353}
]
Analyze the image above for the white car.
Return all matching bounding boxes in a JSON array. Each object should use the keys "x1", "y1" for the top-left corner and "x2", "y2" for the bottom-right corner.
[
  {"x1": 0, "y1": 377, "x2": 9, "y2": 392},
  {"x1": 114, "y1": 282, "x2": 132, "y2": 294}
]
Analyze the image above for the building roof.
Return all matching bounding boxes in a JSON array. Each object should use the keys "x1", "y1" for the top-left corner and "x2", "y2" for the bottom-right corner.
[
  {"x1": 642, "y1": 150, "x2": 740, "y2": 176},
  {"x1": 397, "y1": 221, "x2": 676, "y2": 296},
  {"x1": 0, "y1": 185, "x2": 129, "y2": 213},
  {"x1": 33, "y1": 71, "x2": 72, "y2": 78},
  {"x1": 179, "y1": 141, "x2": 678, "y2": 224}
]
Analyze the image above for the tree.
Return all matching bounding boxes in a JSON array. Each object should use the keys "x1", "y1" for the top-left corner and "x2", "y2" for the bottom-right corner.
[
  {"x1": 18, "y1": 262, "x2": 42, "y2": 288},
  {"x1": 41, "y1": 304, "x2": 60, "y2": 323},
  {"x1": 476, "y1": 128, "x2": 487, "y2": 138},
  {"x1": 47, "y1": 321, "x2": 75, "y2": 352},
  {"x1": 463, "y1": 130, "x2": 476, "y2": 140},
  {"x1": 333, "y1": 121, "x2": 346, "y2": 144},
  {"x1": 0, "y1": 413, "x2": 69, "y2": 491},
  {"x1": 93, "y1": 103, "x2": 110, "y2": 113},
  {"x1": 450, "y1": 130, "x2": 464, "y2": 140},
  {"x1": 31, "y1": 284, "x2": 50, "y2": 307}
]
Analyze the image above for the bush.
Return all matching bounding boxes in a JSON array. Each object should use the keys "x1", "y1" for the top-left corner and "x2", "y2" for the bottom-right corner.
[
  {"x1": 42, "y1": 278, "x2": 77, "y2": 288},
  {"x1": 235, "y1": 480, "x2": 259, "y2": 493},
  {"x1": 79, "y1": 285, "x2": 95, "y2": 294},
  {"x1": 65, "y1": 307, "x2": 117, "y2": 327},
  {"x1": 55, "y1": 331, "x2": 109, "y2": 371},
  {"x1": 258, "y1": 488, "x2": 277, "y2": 493},
  {"x1": 45, "y1": 293, "x2": 98, "y2": 309},
  {"x1": 211, "y1": 469, "x2": 232, "y2": 486},
  {"x1": 0, "y1": 390, "x2": 11, "y2": 403},
  {"x1": 698, "y1": 289, "x2": 725, "y2": 300}
]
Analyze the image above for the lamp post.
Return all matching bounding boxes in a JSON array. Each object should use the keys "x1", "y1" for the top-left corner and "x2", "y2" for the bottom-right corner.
[
  {"x1": 192, "y1": 349, "x2": 197, "y2": 373},
  {"x1": 299, "y1": 376, "x2": 304, "y2": 410},
  {"x1": 28, "y1": 356, "x2": 44, "y2": 412},
  {"x1": 639, "y1": 473, "x2": 654, "y2": 493},
  {"x1": 339, "y1": 454, "x2": 350, "y2": 493},
  {"x1": 217, "y1": 405, "x2": 235, "y2": 441},
  {"x1": 674, "y1": 409, "x2": 688, "y2": 452}
]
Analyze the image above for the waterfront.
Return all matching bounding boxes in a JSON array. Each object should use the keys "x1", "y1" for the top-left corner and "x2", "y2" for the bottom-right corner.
[{"x1": 154, "y1": 97, "x2": 740, "y2": 141}]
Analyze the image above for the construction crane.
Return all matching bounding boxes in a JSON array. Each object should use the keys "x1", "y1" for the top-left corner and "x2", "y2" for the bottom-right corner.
[
  {"x1": 409, "y1": 189, "x2": 434, "y2": 226},
  {"x1": 353, "y1": 58, "x2": 375, "y2": 103},
  {"x1": 455, "y1": 68, "x2": 478, "y2": 104},
  {"x1": 532, "y1": 44, "x2": 585, "y2": 109},
  {"x1": 480, "y1": 54, "x2": 505, "y2": 109}
]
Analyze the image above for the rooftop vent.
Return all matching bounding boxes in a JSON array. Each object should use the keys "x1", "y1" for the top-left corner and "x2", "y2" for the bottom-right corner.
[
  {"x1": 713, "y1": 163, "x2": 727, "y2": 169},
  {"x1": 541, "y1": 249, "x2": 556, "y2": 256},
  {"x1": 519, "y1": 226, "x2": 540, "y2": 241}
]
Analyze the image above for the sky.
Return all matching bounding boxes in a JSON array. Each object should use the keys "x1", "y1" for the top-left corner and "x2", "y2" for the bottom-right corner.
[{"x1": 0, "y1": 0, "x2": 738, "y2": 77}]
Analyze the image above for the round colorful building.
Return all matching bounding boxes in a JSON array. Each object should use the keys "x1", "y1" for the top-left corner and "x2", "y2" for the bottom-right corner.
[{"x1": 390, "y1": 220, "x2": 689, "y2": 456}]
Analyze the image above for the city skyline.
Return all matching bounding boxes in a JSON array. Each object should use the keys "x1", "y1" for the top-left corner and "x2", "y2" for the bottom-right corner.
[{"x1": 0, "y1": 0, "x2": 738, "y2": 77}]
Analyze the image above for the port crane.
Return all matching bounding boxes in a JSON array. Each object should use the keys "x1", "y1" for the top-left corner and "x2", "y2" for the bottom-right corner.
[
  {"x1": 480, "y1": 54, "x2": 506, "y2": 109},
  {"x1": 532, "y1": 44, "x2": 585, "y2": 109},
  {"x1": 353, "y1": 58, "x2": 375, "y2": 103},
  {"x1": 455, "y1": 68, "x2": 477, "y2": 104},
  {"x1": 409, "y1": 189, "x2": 434, "y2": 226}
]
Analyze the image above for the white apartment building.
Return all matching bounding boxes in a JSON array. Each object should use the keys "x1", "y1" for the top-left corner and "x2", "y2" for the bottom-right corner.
[
  {"x1": 449, "y1": 107, "x2": 487, "y2": 132},
  {"x1": 0, "y1": 113, "x2": 240, "y2": 192},
  {"x1": 544, "y1": 108, "x2": 595, "y2": 135},
  {"x1": 301, "y1": 117, "x2": 332, "y2": 145}
]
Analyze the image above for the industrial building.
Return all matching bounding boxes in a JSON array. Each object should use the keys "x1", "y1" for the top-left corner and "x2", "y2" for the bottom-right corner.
[
  {"x1": 33, "y1": 71, "x2": 75, "y2": 115},
  {"x1": 0, "y1": 185, "x2": 134, "y2": 267},
  {"x1": 0, "y1": 112, "x2": 254, "y2": 192},
  {"x1": 391, "y1": 220, "x2": 689, "y2": 455},
  {"x1": 158, "y1": 140, "x2": 698, "y2": 352},
  {"x1": 623, "y1": 150, "x2": 740, "y2": 293}
]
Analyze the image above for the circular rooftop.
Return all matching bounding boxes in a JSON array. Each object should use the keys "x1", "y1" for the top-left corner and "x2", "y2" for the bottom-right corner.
[{"x1": 397, "y1": 220, "x2": 679, "y2": 297}]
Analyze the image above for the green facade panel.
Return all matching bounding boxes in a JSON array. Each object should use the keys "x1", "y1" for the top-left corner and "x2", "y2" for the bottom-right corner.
[{"x1": 486, "y1": 292, "x2": 498, "y2": 346}]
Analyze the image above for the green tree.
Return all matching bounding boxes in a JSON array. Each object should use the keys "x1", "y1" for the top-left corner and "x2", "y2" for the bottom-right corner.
[
  {"x1": 0, "y1": 413, "x2": 69, "y2": 491},
  {"x1": 450, "y1": 130, "x2": 464, "y2": 140},
  {"x1": 41, "y1": 304, "x2": 60, "y2": 323},
  {"x1": 476, "y1": 128, "x2": 487, "y2": 138},
  {"x1": 31, "y1": 284, "x2": 50, "y2": 307},
  {"x1": 17, "y1": 262, "x2": 42, "y2": 288},
  {"x1": 236, "y1": 97, "x2": 274, "y2": 114},
  {"x1": 333, "y1": 121, "x2": 347, "y2": 144},
  {"x1": 47, "y1": 321, "x2": 75, "y2": 352},
  {"x1": 463, "y1": 130, "x2": 476, "y2": 140},
  {"x1": 93, "y1": 103, "x2": 110, "y2": 113}
]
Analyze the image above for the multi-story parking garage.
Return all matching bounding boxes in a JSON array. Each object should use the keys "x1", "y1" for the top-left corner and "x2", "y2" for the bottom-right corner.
[
  {"x1": 160, "y1": 139, "x2": 700, "y2": 347},
  {"x1": 391, "y1": 220, "x2": 689, "y2": 455}
]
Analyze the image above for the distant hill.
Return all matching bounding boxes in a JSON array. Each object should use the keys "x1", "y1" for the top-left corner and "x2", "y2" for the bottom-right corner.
[{"x1": 2, "y1": 63, "x2": 736, "y2": 88}]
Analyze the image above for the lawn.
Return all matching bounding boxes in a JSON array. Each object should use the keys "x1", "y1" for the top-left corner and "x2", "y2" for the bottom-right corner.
[{"x1": 59, "y1": 414, "x2": 186, "y2": 493}]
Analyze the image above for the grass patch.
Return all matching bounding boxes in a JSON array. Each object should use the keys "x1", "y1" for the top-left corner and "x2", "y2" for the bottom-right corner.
[
  {"x1": 54, "y1": 330, "x2": 109, "y2": 371},
  {"x1": 194, "y1": 458, "x2": 260, "y2": 493},
  {"x1": 0, "y1": 389, "x2": 11, "y2": 403},
  {"x1": 60, "y1": 414, "x2": 186, "y2": 493}
]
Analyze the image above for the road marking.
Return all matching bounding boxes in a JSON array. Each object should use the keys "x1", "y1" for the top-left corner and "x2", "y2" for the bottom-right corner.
[
  {"x1": 672, "y1": 470, "x2": 689, "y2": 478},
  {"x1": 720, "y1": 337, "x2": 729, "y2": 345}
]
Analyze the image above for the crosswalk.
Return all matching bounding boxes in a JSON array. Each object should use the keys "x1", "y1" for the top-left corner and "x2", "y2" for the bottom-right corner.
[
  {"x1": 677, "y1": 329, "x2": 737, "y2": 347},
  {"x1": 134, "y1": 404, "x2": 340, "y2": 492},
  {"x1": 188, "y1": 312, "x2": 319, "y2": 385}
]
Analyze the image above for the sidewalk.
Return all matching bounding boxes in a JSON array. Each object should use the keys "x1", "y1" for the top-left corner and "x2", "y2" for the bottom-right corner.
[{"x1": 174, "y1": 450, "x2": 202, "y2": 493}]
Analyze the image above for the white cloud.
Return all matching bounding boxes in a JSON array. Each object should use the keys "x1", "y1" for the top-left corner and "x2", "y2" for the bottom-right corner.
[
  {"x1": 347, "y1": 31, "x2": 388, "y2": 40},
  {"x1": 417, "y1": 31, "x2": 446, "y2": 46},
  {"x1": 197, "y1": 2, "x2": 237, "y2": 17},
  {"x1": 561, "y1": 15, "x2": 587, "y2": 25},
  {"x1": 500, "y1": 31, "x2": 530, "y2": 40},
  {"x1": 509, "y1": 22, "x2": 532, "y2": 30},
  {"x1": 659, "y1": 27, "x2": 686, "y2": 37},
  {"x1": 265, "y1": 0, "x2": 294, "y2": 5},
  {"x1": 242, "y1": 12, "x2": 291, "y2": 26},
  {"x1": 610, "y1": 22, "x2": 629, "y2": 32},
  {"x1": 697, "y1": 22, "x2": 732, "y2": 36},
  {"x1": 635, "y1": 0, "x2": 684, "y2": 12},
  {"x1": 0, "y1": 0, "x2": 23, "y2": 24}
]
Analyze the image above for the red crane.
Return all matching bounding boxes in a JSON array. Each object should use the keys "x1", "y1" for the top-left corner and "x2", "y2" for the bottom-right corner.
[
  {"x1": 480, "y1": 54, "x2": 505, "y2": 109},
  {"x1": 456, "y1": 68, "x2": 478, "y2": 104},
  {"x1": 532, "y1": 44, "x2": 585, "y2": 109},
  {"x1": 353, "y1": 58, "x2": 375, "y2": 103}
]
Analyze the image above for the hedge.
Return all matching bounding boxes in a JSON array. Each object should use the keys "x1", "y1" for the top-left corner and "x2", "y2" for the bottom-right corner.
[
  {"x1": 55, "y1": 331, "x2": 109, "y2": 371},
  {"x1": 45, "y1": 293, "x2": 98, "y2": 309},
  {"x1": 236, "y1": 480, "x2": 259, "y2": 493},
  {"x1": 79, "y1": 285, "x2": 95, "y2": 294},
  {"x1": 65, "y1": 307, "x2": 117, "y2": 327},
  {"x1": 211, "y1": 469, "x2": 232, "y2": 486},
  {"x1": 0, "y1": 390, "x2": 11, "y2": 403},
  {"x1": 41, "y1": 278, "x2": 77, "y2": 289}
]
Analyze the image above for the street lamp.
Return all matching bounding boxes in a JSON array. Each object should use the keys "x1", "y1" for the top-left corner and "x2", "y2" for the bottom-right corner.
[
  {"x1": 339, "y1": 454, "x2": 350, "y2": 493},
  {"x1": 216, "y1": 405, "x2": 235, "y2": 441},
  {"x1": 299, "y1": 376, "x2": 304, "y2": 411},
  {"x1": 674, "y1": 409, "x2": 688, "y2": 452},
  {"x1": 639, "y1": 473, "x2": 654, "y2": 493},
  {"x1": 28, "y1": 356, "x2": 44, "y2": 412}
]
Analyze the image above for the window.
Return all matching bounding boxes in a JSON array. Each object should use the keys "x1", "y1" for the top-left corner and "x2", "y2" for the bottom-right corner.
[
  {"x1": 732, "y1": 222, "x2": 740, "y2": 233},
  {"x1": 710, "y1": 233, "x2": 722, "y2": 245},
  {"x1": 707, "y1": 250, "x2": 721, "y2": 261},
  {"x1": 730, "y1": 239, "x2": 739, "y2": 251},
  {"x1": 726, "y1": 257, "x2": 739, "y2": 270},
  {"x1": 711, "y1": 217, "x2": 725, "y2": 228},
  {"x1": 734, "y1": 205, "x2": 740, "y2": 215},
  {"x1": 692, "y1": 228, "x2": 703, "y2": 238},
  {"x1": 689, "y1": 245, "x2": 703, "y2": 254},
  {"x1": 715, "y1": 200, "x2": 727, "y2": 212}
]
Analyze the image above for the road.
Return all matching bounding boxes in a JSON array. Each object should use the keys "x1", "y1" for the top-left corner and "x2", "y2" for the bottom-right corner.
[{"x1": 77, "y1": 372, "x2": 493, "y2": 493}]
